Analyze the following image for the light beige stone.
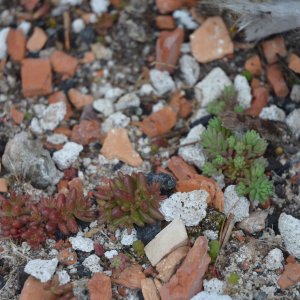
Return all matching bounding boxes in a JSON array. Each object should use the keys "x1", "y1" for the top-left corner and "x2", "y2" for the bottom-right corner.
[{"x1": 141, "y1": 278, "x2": 160, "y2": 300}]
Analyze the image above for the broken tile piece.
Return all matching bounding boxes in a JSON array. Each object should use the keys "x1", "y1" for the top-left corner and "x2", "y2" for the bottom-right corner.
[
  {"x1": 50, "y1": 50, "x2": 78, "y2": 77},
  {"x1": 156, "y1": 0, "x2": 186, "y2": 14},
  {"x1": 88, "y1": 273, "x2": 112, "y2": 300},
  {"x1": 156, "y1": 16, "x2": 176, "y2": 30},
  {"x1": 288, "y1": 53, "x2": 300, "y2": 74},
  {"x1": 277, "y1": 261, "x2": 300, "y2": 289},
  {"x1": 156, "y1": 246, "x2": 190, "y2": 282},
  {"x1": 113, "y1": 264, "x2": 146, "y2": 289},
  {"x1": 262, "y1": 36, "x2": 287, "y2": 64},
  {"x1": 101, "y1": 128, "x2": 143, "y2": 167},
  {"x1": 27, "y1": 27, "x2": 47, "y2": 52},
  {"x1": 0, "y1": 178, "x2": 8, "y2": 192},
  {"x1": 141, "y1": 278, "x2": 160, "y2": 300},
  {"x1": 144, "y1": 218, "x2": 188, "y2": 266},
  {"x1": 68, "y1": 88, "x2": 93, "y2": 110},
  {"x1": 159, "y1": 236, "x2": 211, "y2": 300},
  {"x1": 155, "y1": 27, "x2": 184, "y2": 73},
  {"x1": 71, "y1": 120, "x2": 101, "y2": 146},
  {"x1": 7, "y1": 29, "x2": 26, "y2": 62},
  {"x1": 21, "y1": 58, "x2": 52, "y2": 97},
  {"x1": 136, "y1": 106, "x2": 177, "y2": 138},
  {"x1": 246, "y1": 86, "x2": 268, "y2": 117},
  {"x1": 190, "y1": 17, "x2": 234, "y2": 63},
  {"x1": 244, "y1": 55, "x2": 261, "y2": 76},
  {"x1": 267, "y1": 64, "x2": 289, "y2": 98}
]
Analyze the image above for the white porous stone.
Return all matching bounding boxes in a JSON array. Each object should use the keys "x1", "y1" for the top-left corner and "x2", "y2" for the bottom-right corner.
[
  {"x1": 0, "y1": 28, "x2": 9, "y2": 59},
  {"x1": 265, "y1": 248, "x2": 284, "y2": 270},
  {"x1": 191, "y1": 291, "x2": 232, "y2": 300},
  {"x1": 83, "y1": 254, "x2": 103, "y2": 273},
  {"x1": 72, "y1": 18, "x2": 85, "y2": 33},
  {"x1": 30, "y1": 117, "x2": 43, "y2": 135},
  {"x1": 203, "y1": 230, "x2": 218, "y2": 241},
  {"x1": 40, "y1": 102, "x2": 66, "y2": 131},
  {"x1": 115, "y1": 92, "x2": 140, "y2": 111},
  {"x1": 178, "y1": 124, "x2": 206, "y2": 169},
  {"x1": 105, "y1": 87, "x2": 124, "y2": 101},
  {"x1": 61, "y1": 0, "x2": 83, "y2": 5},
  {"x1": 152, "y1": 101, "x2": 165, "y2": 113},
  {"x1": 195, "y1": 67, "x2": 232, "y2": 107},
  {"x1": 224, "y1": 185, "x2": 249, "y2": 222},
  {"x1": 53, "y1": 142, "x2": 83, "y2": 170},
  {"x1": 121, "y1": 228, "x2": 137, "y2": 246},
  {"x1": 57, "y1": 270, "x2": 71, "y2": 285},
  {"x1": 204, "y1": 278, "x2": 226, "y2": 294},
  {"x1": 290, "y1": 84, "x2": 300, "y2": 102},
  {"x1": 234, "y1": 75, "x2": 252, "y2": 109},
  {"x1": 144, "y1": 218, "x2": 188, "y2": 266},
  {"x1": 101, "y1": 112, "x2": 130, "y2": 133},
  {"x1": 69, "y1": 235, "x2": 94, "y2": 252},
  {"x1": 179, "y1": 54, "x2": 200, "y2": 86},
  {"x1": 278, "y1": 213, "x2": 300, "y2": 259},
  {"x1": 24, "y1": 258, "x2": 58, "y2": 283},
  {"x1": 173, "y1": 9, "x2": 198, "y2": 30},
  {"x1": 286, "y1": 108, "x2": 300, "y2": 139},
  {"x1": 93, "y1": 99, "x2": 114, "y2": 116},
  {"x1": 259, "y1": 105, "x2": 286, "y2": 122},
  {"x1": 91, "y1": 0, "x2": 109, "y2": 15},
  {"x1": 47, "y1": 134, "x2": 68, "y2": 145},
  {"x1": 139, "y1": 84, "x2": 154, "y2": 95},
  {"x1": 150, "y1": 69, "x2": 176, "y2": 96},
  {"x1": 160, "y1": 190, "x2": 208, "y2": 226},
  {"x1": 18, "y1": 21, "x2": 31, "y2": 35},
  {"x1": 104, "y1": 250, "x2": 118, "y2": 259}
]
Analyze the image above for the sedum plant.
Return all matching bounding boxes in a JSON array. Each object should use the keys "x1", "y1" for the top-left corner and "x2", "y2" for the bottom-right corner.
[
  {"x1": 201, "y1": 117, "x2": 273, "y2": 203},
  {"x1": 94, "y1": 172, "x2": 166, "y2": 227},
  {"x1": 0, "y1": 188, "x2": 96, "y2": 248}
]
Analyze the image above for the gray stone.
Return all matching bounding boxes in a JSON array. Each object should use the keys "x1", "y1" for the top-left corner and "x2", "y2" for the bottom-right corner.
[
  {"x1": 259, "y1": 105, "x2": 286, "y2": 122},
  {"x1": 265, "y1": 248, "x2": 284, "y2": 270},
  {"x1": 286, "y1": 108, "x2": 300, "y2": 138},
  {"x1": 278, "y1": 213, "x2": 300, "y2": 259},
  {"x1": 69, "y1": 235, "x2": 94, "y2": 252},
  {"x1": 234, "y1": 75, "x2": 252, "y2": 109},
  {"x1": 191, "y1": 291, "x2": 232, "y2": 300},
  {"x1": 115, "y1": 92, "x2": 140, "y2": 111},
  {"x1": 2, "y1": 132, "x2": 62, "y2": 188},
  {"x1": 93, "y1": 98, "x2": 114, "y2": 116},
  {"x1": 179, "y1": 54, "x2": 200, "y2": 86},
  {"x1": 290, "y1": 84, "x2": 300, "y2": 102},
  {"x1": 238, "y1": 210, "x2": 268, "y2": 234},
  {"x1": 150, "y1": 69, "x2": 176, "y2": 96},
  {"x1": 82, "y1": 254, "x2": 103, "y2": 273}
]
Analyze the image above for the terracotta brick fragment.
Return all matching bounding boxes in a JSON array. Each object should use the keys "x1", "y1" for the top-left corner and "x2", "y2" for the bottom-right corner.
[
  {"x1": 262, "y1": 36, "x2": 287, "y2": 64},
  {"x1": 167, "y1": 156, "x2": 198, "y2": 180},
  {"x1": 88, "y1": 273, "x2": 112, "y2": 300},
  {"x1": 156, "y1": 16, "x2": 176, "y2": 30},
  {"x1": 0, "y1": 178, "x2": 8, "y2": 192},
  {"x1": 21, "y1": 58, "x2": 52, "y2": 97},
  {"x1": 288, "y1": 53, "x2": 300, "y2": 74},
  {"x1": 113, "y1": 264, "x2": 146, "y2": 289},
  {"x1": 27, "y1": 27, "x2": 47, "y2": 52},
  {"x1": 68, "y1": 88, "x2": 93, "y2": 110},
  {"x1": 245, "y1": 55, "x2": 262, "y2": 76},
  {"x1": 10, "y1": 107, "x2": 24, "y2": 124},
  {"x1": 278, "y1": 261, "x2": 300, "y2": 289},
  {"x1": 156, "y1": 0, "x2": 186, "y2": 13},
  {"x1": 169, "y1": 91, "x2": 193, "y2": 118},
  {"x1": 246, "y1": 86, "x2": 268, "y2": 117},
  {"x1": 267, "y1": 64, "x2": 289, "y2": 98},
  {"x1": 58, "y1": 248, "x2": 77, "y2": 266},
  {"x1": 7, "y1": 29, "x2": 26, "y2": 62},
  {"x1": 136, "y1": 106, "x2": 177, "y2": 138},
  {"x1": 71, "y1": 120, "x2": 101, "y2": 146},
  {"x1": 190, "y1": 17, "x2": 234, "y2": 63},
  {"x1": 156, "y1": 28, "x2": 184, "y2": 73},
  {"x1": 54, "y1": 126, "x2": 72, "y2": 137},
  {"x1": 50, "y1": 50, "x2": 78, "y2": 77},
  {"x1": 21, "y1": 0, "x2": 39, "y2": 11}
]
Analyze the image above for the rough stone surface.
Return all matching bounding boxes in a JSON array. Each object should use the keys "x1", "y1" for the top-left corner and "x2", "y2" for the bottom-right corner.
[
  {"x1": 159, "y1": 236, "x2": 211, "y2": 300},
  {"x1": 39, "y1": 102, "x2": 66, "y2": 131},
  {"x1": 141, "y1": 278, "x2": 160, "y2": 300},
  {"x1": 194, "y1": 67, "x2": 232, "y2": 107},
  {"x1": 93, "y1": 98, "x2": 114, "y2": 116},
  {"x1": 259, "y1": 105, "x2": 286, "y2": 122},
  {"x1": 101, "y1": 128, "x2": 143, "y2": 167},
  {"x1": 2, "y1": 132, "x2": 62, "y2": 188},
  {"x1": 144, "y1": 218, "x2": 188, "y2": 266},
  {"x1": 286, "y1": 108, "x2": 300, "y2": 139},
  {"x1": 88, "y1": 272, "x2": 112, "y2": 300},
  {"x1": 262, "y1": 36, "x2": 287, "y2": 64},
  {"x1": 115, "y1": 92, "x2": 140, "y2": 111},
  {"x1": 120, "y1": 228, "x2": 137, "y2": 246},
  {"x1": 104, "y1": 250, "x2": 118, "y2": 259},
  {"x1": 178, "y1": 124, "x2": 205, "y2": 169},
  {"x1": 224, "y1": 185, "x2": 249, "y2": 222},
  {"x1": 179, "y1": 54, "x2": 200, "y2": 86},
  {"x1": 234, "y1": 75, "x2": 252, "y2": 109},
  {"x1": 150, "y1": 69, "x2": 176, "y2": 95},
  {"x1": 71, "y1": 120, "x2": 101, "y2": 146},
  {"x1": 52, "y1": 142, "x2": 83, "y2": 170},
  {"x1": 101, "y1": 112, "x2": 130, "y2": 133},
  {"x1": 19, "y1": 276, "x2": 56, "y2": 300},
  {"x1": 191, "y1": 292, "x2": 232, "y2": 300},
  {"x1": 68, "y1": 88, "x2": 93, "y2": 110},
  {"x1": 69, "y1": 235, "x2": 94, "y2": 252},
  {"x1": 160, "y1": 190, "x2": 209, "y2": 226},
  {"x1": 113, "y1": 264, "x2": 146, "y2": 289},
  {"x1": 190, "y1": 17, "x2": 233, "y2": 63},
  {"x1": 83, "y1": 254, "x2": 103, "y2": 273},
  {"x1": 156, "y1": 246, "x2": 190, "y2": 282},
  {"x1": 278, "y1": 213, "x2": 300, "y2": 259},
  {"x1": 203, "y1": 278, "x2": 226, "y2": 294},
  {"x1": 265, "y1": 248, "x2": 284, "y2": 271},
  {"x1": 238, "y1": 210, "x2": 268, "y2": 234},
  {"x1": 277, "y1": 261, "x2": 300, "y2": 289},
  {"x1": 0, "y1": 28, "x2": 10, "y2": 59},
  {"x1": 290, "y1": 84, "x2": 300, "y2": 102},
  {"x1": 57, "y1": 270, "x2": 70, "y2": 285},
  {"x1": 24, "y1": 258, "x2": 58, "y2": 283}
]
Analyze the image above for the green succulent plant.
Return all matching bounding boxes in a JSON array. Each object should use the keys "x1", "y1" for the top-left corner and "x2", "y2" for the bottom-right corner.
[
  {"x1": 201, "y1": 117, "x2": 273, "y2": 203},
  {"x1": 94, "y1": 172, "x2": 166, "y2": 227}
]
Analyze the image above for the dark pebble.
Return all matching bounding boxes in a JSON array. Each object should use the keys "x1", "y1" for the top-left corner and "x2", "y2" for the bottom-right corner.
[
  {"x1": 76, "y1": 265, "x2": 92, "y2": 277},
  {"x1": 190, "y1": 114, "x2": 212, "y2": 128},
  {"x1": 0, "y1": 275, "x2": 5, "y2": 289},
  {"x1": 0, "y1": 134, "x2": 8, "y2": 157},
  {"x1": 135, "y1": 222, "x2": 161, "y2": 245},
  {"x1": 137, "y1": 289, "x2": 144, "y2": 300},
  {"x1": 267, "y1": 210, "x2": 280, "y2": 235},
  {"x1": 113, "y1": 161, "x2": 124, "y2": 171},
  {"x1": 146, "y1": 172, "x2": 176, "y2": 196},
  {"x1": 16, "y1": 266, "x2": 29, "y2": 294},
  {"x1": 253, "y1": 290, "x2": 268, "y2": 300},
  {"x1": 266, "y1": 157, "x2": 285, "y2": 175},
  {"x1": 78, "y1": 27, "x2": 96, "y2": 45}
]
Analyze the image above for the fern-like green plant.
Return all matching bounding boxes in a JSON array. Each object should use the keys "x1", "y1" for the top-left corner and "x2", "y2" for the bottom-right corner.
[{"x1": 201, "y1": 117, "x2": 273, "y2": 203}]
